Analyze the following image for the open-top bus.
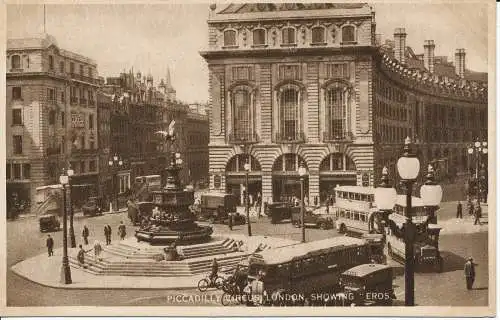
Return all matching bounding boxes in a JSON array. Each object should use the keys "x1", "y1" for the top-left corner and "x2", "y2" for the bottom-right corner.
[
  {"x1": 386, "y1": 195, "x2": 443, "y2": 272},
  {"x1": 245, "y1": 236, "x2": 385, "y2": 305}
]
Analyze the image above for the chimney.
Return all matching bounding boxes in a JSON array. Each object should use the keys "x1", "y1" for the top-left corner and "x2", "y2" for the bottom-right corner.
[
  {"x1": 394, "y1": 28, "x2": 407, "y2": 64},
  {"x1": 455, "y1": 48, "x2": 466, "y2": 78},
  {"x1": 423, "y1": 40, "x2": 435, "y2": 73}
]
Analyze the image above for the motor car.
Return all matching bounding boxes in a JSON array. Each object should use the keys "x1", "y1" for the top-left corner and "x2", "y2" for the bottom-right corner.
[
  {"x1": 266, "y1": 202, "x2": 295, "y2": 224},
  {"x1": 82, "y1": 196, "x2": 104, "y2": 216},
  {"x1": 340, "y1": 263, "x2": 395, "y2": 306},
  {"x1": 129, "y1": 201, "x2": 155, "y2": 225},
  {"x1": 39, "y1": 214, "x2": 61, "y2": 232},
  {"x1": 222, "y1": 212, "x2": 246, "y2": 225},
  {"x1": 198, "y1": 192, "x2": 237, "y2": 224},
  {"x1": 291, "y1": 210, "x2": 334, "y2": 229}
]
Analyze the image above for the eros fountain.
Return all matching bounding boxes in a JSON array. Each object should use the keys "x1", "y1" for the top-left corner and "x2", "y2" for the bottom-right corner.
[{"x1": 135, "y1": 120, "x2": 213, "y2": 246}]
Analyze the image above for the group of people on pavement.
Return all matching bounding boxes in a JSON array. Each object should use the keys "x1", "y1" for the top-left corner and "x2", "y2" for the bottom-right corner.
[
  {"x1": 456, "y1": 198, "x2": 483, "y2": 225},
  {"x1": 45, "y1": 220, "x2": 128, "y2": 268}
]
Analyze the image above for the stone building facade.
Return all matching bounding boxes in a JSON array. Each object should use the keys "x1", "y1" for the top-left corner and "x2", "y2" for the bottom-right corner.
[
  {"x1": 200, "y1": 3, "x2": 487, "y2": 204},
  {"x1": 6, "y1": 34, "x2": 100, "y2": 212}
]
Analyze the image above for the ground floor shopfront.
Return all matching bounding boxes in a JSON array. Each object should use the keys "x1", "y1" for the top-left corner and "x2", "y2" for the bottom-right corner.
[{"x1": 208, "y1": 143, "x2": 374, "y2": 205}]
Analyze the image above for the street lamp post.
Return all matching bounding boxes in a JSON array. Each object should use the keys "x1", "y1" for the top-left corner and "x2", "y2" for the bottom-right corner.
[
  {"x1": 374, "y1": 166, "x2": 397, "y2": 223},
  {"x1": 108, "y1": 154, "x2": 124, "y2": 212},
  {"x1": 67, "y1": 166, "x2": 76, "y2": 248},
  {"x1": 467, "y1": 140, "x2": 488, "y2": 203},
  {"x1": 244, "y1": 161, "x2": 252, "y2": 237},
  {"x1": 59, "y1": 169, "x2": 72, "y2": 284},
  {"x1": 298, "y1": 165, "x2": 307, "y2": 243},
  {"x1": 396, "y1": 137, "x2": 420, "y2": 306}
]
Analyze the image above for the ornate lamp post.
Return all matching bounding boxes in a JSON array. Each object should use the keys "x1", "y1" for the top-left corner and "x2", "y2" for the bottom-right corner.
[
  {"x1": 420, "y1": 164, "x2": 443, "y2": 225},
  {"x1": 108, "y1": 154, "x2": 124, "y2": 212},
  {"x1": 467, "y1": 140, "x2": 488, "y2": 203},
  {"x1": 59, "y1": 169, "x2": 72, "y2": 284},
  {"x1": 298, "y1": 165, "x2": 307, "y2": 243},
  {"x1": 396, "y1": 137, "x2": 421, "y2": 306},
  {"x1": 374, "y1": 166, "x2": 397, "y2": 223},
  {"x1": 244, "y1": 161, "x2": 252, "y2": 237},
  {"x1": 67, "y1": 166, "x2": 76, "y2": 248}
]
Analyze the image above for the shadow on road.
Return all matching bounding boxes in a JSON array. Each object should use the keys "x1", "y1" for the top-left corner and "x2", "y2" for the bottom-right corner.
[{"x1": 439, "y1": 250, "x2": 467, "y2": 273}]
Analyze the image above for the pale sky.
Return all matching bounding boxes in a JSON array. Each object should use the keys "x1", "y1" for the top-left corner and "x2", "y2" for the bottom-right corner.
[{"x1": 6, "y1": 2, "x2": 489, "y2": 104}]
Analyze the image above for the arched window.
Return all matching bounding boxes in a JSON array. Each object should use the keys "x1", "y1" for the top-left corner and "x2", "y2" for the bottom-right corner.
[
  {"x1": 224, "y1": 30, "x2": 237, "y2": 46},
  {"x1": 282, "y1": 27, "x2": 296, "y2": 45},
  {"x1": 311, "y1": 26, "x2": 325, "y2": 44},
  {"x1": 253, "y1": 28, "x2": 266, "y2": 46},
  {"x1": 319, "y1": 153, "x2": 356, "y2": 171},
  {"x1": 231, "y1": 88, "x2": 252, "y2": 139},
  {"x1": 11, "y1": 55, "x2": 21, "y2": 69},
  {"x1": 49, "y1": 55, "x2": 54, "y2": 70},
  {"x1": 325, "y1": 82, "x2": 349, "y2": 140},
  {"x1": 279, "y1": 86, "x2": 300, "y2": 141},
  {"x1": 342, "y1": 25, "x2": 356, "y2": 43}
]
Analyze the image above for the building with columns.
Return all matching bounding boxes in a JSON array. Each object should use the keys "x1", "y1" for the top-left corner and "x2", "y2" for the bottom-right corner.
[
  {"x1": 6, "y1": 34, "x2": 100, "y2": 213},
  {"x1": 200, "y1": 3, "x2": 487, "y2": 204}
]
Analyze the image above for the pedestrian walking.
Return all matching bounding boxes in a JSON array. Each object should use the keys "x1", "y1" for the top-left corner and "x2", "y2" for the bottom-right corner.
[
  {"x1": 473, "y1": 203, "x2": 482, "y2": 225},
  {"x1": 93, "y1": 240, "x2": 103, "y2": 261},
  {"x1": 46, "y1": 234, "x2": 54, "y2": 257},
  {"x1": 104, "y1": 224, "x2": 112, "y2": 245},
  {"x1": 467, "y1": 199, "x2": 474, "y2": 216},
  {"x1": 118, "y1": 221, "x2": 127, "y2": 240},
  {"x1": 82, "y1": 225, "x2": 90, "y2": 245},
  {"x1": 456, "y1": 201, "x2": 463, "y2": 219},
  {"x1": 228, "y1": 212, "x2": 233, "y2": 231},
  {"x1": 464, "y1": 257, "x2": 477, "y2": 290}
]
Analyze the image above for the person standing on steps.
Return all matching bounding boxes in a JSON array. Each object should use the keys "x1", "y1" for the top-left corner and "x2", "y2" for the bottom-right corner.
[
  {"x1": 46, "y1": 234, "x2": 54, "y2": 257},
  {"x1": 118, "y1": 221, "x2": 127, "y2": 240},
  {"x1": 82, "y1": 225, "x2": 90, "y2": 245}
]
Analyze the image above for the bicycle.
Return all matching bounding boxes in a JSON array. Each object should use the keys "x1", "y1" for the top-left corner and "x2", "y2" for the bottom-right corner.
[{"x1": 197, "y1": 274, "x2": 225, "y2": 292}]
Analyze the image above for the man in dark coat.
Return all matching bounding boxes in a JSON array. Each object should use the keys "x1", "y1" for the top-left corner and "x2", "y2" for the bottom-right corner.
[
  {"x1": 210, "y1": 258, "x2": 219, "y2": 285},
  {"x1": 82, "y1": 225, "x2": 90, "y2": 245},
  {"x1": 118, "y1": 221, "x2": 126, "y2": 240},
  {"x1": 46, "y1": 234, "x2": 54, "y2": 257},
  {"x1": 464, "y1": 257, "x2": 476, "y2": 290},
  {"x1": 104, "y1": 224, "x2": 112, "y2": 245},
  {"x1": 456, "y1": 201, "x2": 463, "y2": 219},
  {"x1": 474, "y1": 203, "x2": 482, "y2": 225}
]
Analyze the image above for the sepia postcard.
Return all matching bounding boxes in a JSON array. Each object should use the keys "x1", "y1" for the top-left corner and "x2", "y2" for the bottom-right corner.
[{"x1": 0, "y1": 0, "x2": 496, "y2": 317}]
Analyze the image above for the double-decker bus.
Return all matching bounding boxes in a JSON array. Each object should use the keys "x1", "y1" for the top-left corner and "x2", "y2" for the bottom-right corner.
[
  {"x1": 245, "y1": 237, "x2": 383, "y2": 305},
  {"x1": 332, "y1": 186, "x2": 383, "y2": 236},
  {"x1": 385, "y1": 195, "x2": 443, "y2": 272}
]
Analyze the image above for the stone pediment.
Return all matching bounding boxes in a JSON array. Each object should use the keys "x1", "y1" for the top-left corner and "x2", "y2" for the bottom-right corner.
[{"x1": 219, "y1": 3, "x2": 366, "y2": 14}]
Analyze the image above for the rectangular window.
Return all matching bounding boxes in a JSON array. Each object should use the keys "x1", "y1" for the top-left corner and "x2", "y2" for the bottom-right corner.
[
  {"x1": 80, "y1": 135, "x2": 85, "y2": 149},
  {"x1": 49, "y1": 110, "x2": 56, "y2": 125},
  {"x1": 282, "y1": 28, "x2": 296, "y2": 44},
  {"x1": 80, "y1": 65, "x2": 84, "y2": 75},
  {"x1": 312, "y1": 27, "x2": 325, "y2": 44},
  {"x1": 253, "y1": 29, "x2": 266, "y2": 46},
  {"x1": 61, "y1": 111, "x2": 65, "y2": 126},
  {"x1": 13, "y1": 135, "x2": 22, "y2": 154},
  {"x1": 70, "y1": 62, "x2": 75, "y2": 74},
  {"x1": 326, "y1": 64, "x2": 349, "y2": 79},
  {"x1": 47, "y1": 88, "x2": 55, "y2": 101},
  {"x1": 61, "y1": 91, "x2": 65, "y2": 102},
  {"x1": 89, "y1": 160, "x2": 96, "y2": 172},
  {"x1": 89, "y1": 114, "x2": 94, "y2": 129},
  {"x1": 60, "y1": 61, "x2": 64, "y2": 73},
  {"x1": 223, "y1": 30, "x2": 237, "y2": 46},
  {"x1": 49, "y1": 55, "x2": 54, "y2": 70},
  {"x1": 6, "y1": 164, "x2": 11, "y2": 180},
  {"x1": 12, "y1": 109, "x2": 22, "y2": 125},
  {"x1": 80, "y1": 161, "x2": 85, "y2": 173},
  {"x1": 12, "y1": 87, "x2": 22, "y2": 100},
  {"x1": 23, "y1": 164, "x2": 30, "y2": 179},
  {"x1": 232, "y1": 67, "x2": 251, "y2": 80},
  {"x1": 13, "y1": 164, "x2": 21, "y2": 179},
  {"x1": 278, "y1": 65, "x2": 301, "y2": 80}
]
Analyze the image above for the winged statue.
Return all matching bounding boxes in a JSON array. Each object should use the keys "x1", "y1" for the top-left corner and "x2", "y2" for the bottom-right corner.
[{"x1": 155, "y1": 120, "x2": 176, "y2": 141}]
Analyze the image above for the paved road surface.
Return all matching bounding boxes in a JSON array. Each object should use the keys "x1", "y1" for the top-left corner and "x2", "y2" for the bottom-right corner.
[{"x1": 7, "y1": 204, "x2": 489, "y2": 306}]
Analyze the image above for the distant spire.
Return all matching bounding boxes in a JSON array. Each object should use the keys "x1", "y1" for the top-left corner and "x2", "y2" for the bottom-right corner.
[
  {"x1": 166, "y1": 67, "x2": 172, "y2": 87},
  {"x1": 43, "y1": 5, "x2": 46, "y2": 33}
]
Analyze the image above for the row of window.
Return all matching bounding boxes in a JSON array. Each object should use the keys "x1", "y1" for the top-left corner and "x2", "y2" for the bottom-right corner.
[
  {"x1": 10, "y1": 86, "x2": 95, "y2": 106},
  {"x1": 336, "y1": 209, "x2": 370, "y2": 223},
  {"x1": 374, "y1": 78, "x2": 408, "y2": 104},
  {"x1": 375, "y1": 124, "x2": 411, "y2": 143},
  {"x1": 6, "y1": 163, "x2": 30, "y2": 180},
  {"x1": 188, "y1": 134, "x2": 209, "y2": 146},
  {"x1": 425, "y1": 105, "x2": 486, "y2": 128},
  {"x1": 230, "y1": 83, "x2": 351, "y2": 142},
  {"x1": 69, "y1": 160, "x2": 98, "y2": 175},
  {"x1": 9, "y1": 54, "x2": 94, "y2": 78},
  {"x1": 222, "y1": 25, "x2": 356, "y2": 47},
  {"x1": 11, "y1": 108, "x2": 94, "y2": 131},
  {"x1": 374, "y1": 100, "x2": 408, "y2": 122},
  {"x1": 424, "y1": 128, "x2": 485, "y2": 143}
]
